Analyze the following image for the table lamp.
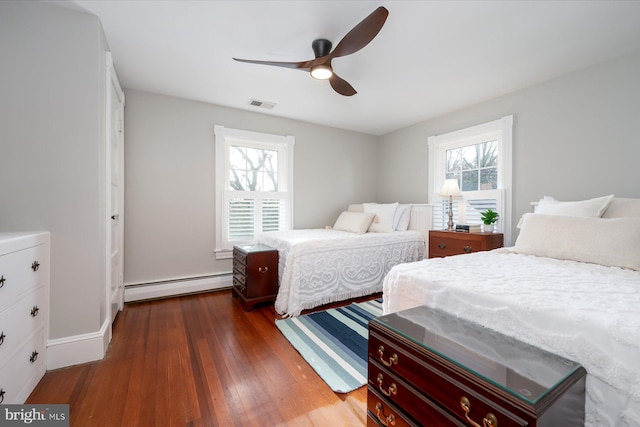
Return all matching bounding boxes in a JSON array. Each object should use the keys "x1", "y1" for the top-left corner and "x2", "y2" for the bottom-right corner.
[{"x1": 439, "y1": 179, "x2": 461, "y2": 231}]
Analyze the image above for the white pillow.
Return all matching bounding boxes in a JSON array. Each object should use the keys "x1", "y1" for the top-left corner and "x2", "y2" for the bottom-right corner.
[
  {"x1": 602, "y1": 197, "x2": 640, "y2": 218},
  {"x1": 363, "y1": 202, "x2": 399, "y2": 233},
  {"x1": 393, "y1": 204, "x2": 411, "y2": 231},
  {"x1": 534, "y1": 194, "x2": 614, "y2": 217},
  {"x1": 513, "y1": 213, "x2": 640, "y2": 270},
  {"x1": 332, "y1": 211, "x2": 375, "y2": 234}
]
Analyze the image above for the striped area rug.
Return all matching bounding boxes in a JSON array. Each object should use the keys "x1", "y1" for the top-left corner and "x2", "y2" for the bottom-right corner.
[{"x1": 275, "y1": 298, "x2": 383, "y2": 393}]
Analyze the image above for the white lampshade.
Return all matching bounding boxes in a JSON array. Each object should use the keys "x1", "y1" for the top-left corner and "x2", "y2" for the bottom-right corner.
[{"x1": 439, "y1": 179, "x2": 462, "y2": 197}]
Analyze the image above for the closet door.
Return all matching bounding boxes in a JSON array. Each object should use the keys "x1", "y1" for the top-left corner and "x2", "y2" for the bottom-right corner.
[{"x1": 106, "y1": 52, "x2": 125, "y2": 331}]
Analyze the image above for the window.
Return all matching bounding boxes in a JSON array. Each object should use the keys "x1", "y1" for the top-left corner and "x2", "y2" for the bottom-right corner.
[
  {"x1": 215, "y1": 125, "x2": 294, "y2": 258},
  {"x1": 428, "y1": 116, "x2": 513, "y2": 244}
]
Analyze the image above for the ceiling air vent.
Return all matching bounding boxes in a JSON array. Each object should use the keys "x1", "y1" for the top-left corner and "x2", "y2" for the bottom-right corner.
[{"x1": 249, "y1": 99, "x2": 276, "y2": 110}]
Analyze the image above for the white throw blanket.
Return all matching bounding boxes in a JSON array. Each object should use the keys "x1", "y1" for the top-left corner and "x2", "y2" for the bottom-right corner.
[
  {"x1": 257, "y1": 229, "x2": 425, "y2": 317},
  {"x1": 383, "y1": 249, "x2": 640, "y2": 427}
]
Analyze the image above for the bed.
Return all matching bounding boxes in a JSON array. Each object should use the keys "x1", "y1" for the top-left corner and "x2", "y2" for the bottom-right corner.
[
  {"x1": 256, "y1": 203, "x2": 431, "y2": 317},
  {"x1": 382, "y1": 196, "x2": 640, "y2": 427}
]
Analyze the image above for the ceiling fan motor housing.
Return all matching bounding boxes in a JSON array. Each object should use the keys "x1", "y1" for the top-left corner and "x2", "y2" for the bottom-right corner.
[{"x1": 312, "y1": 39, "x2": 333, "y2": 58}]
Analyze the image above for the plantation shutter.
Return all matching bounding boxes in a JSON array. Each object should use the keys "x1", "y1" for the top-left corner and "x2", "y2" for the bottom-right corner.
[
  {"x1": 432, "y1": 191, "x2": 502, "y2": 229},
  {"x1": 224, "y1": 192, "x2": 289, "y2": 247}
]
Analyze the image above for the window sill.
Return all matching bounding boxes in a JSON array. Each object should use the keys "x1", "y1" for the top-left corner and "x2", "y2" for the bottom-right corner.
[{"x1": 215, "y1": 250, "x2": 233, "y2": 260}]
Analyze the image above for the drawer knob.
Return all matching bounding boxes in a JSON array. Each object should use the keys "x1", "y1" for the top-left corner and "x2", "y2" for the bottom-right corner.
[
  {"x1": 258, "y1": 267, "x2": 269, "y2": 273},
  {"x1": 0, "y1": 388, "x2": 4, "y2": 404},
  {"x1": 375, "y1": 402, "x2": 396, "y2": 426},
  {"x1": 29, "y1": 350, "x2": 39, "y2": 363},
  {"x1": 0, "y1": 275, "x2": 5, "y2": 288},
  {"x1": 31, "y1": 261, "x2": 40, "y2": 271},
  {"x1": 376, "y1": 373, "x2": 397, "y2": 397},
  {"x1": 31, "y1": 306, "x2": 40, "y2": 317},
  {"x1": 438, "y1": 243, "x2": 446, "y2": 249},
  {"x1": 460, "y1": 396, "x2": 498, "y2": 427},
  {"x1": 463, "y1": 246, "x2": 473, "y2": 253},
  {"x1": 0, "y1": 331, "x2": 5, "y2": 346},
  {"x1": 378, "y1": 345, "x2": 398, "y2": 367}
]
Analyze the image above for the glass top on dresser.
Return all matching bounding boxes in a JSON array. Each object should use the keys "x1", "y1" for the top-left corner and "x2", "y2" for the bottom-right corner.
[{"x1": 371, "y1": 305, "x2": 583, "y2": 405}]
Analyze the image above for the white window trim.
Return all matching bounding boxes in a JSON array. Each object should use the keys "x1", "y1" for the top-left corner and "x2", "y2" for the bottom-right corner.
[
  {"x1": 214, "y1": 125, "x2": 294, "y2": 259},
  {"x1": 428, "y1": 115, "x2": 513, "y2": 245}
]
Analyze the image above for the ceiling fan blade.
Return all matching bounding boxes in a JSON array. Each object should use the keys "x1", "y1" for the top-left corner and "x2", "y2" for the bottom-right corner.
[
  {"x1": 329, "y1": 73, "x2": 357, "y2": 96},
  {"x1": 233, "y1": 57, "x2": 313, "y2": 71},
  {"x1": 330, "y1": 6, "x2": 389, "y2": 59}
]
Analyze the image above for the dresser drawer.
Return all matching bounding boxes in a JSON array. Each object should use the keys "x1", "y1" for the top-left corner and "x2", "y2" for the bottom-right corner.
[
  {"x1": 0, "y1": 329, "x2": 46, "y2": 404},
  {"x1": 367, "y1": 387, "x2": 419, "y2": 427},
  {"x1": 368, "y1": 363, "x2": 466, "y2": 427},
  {"x1": 0, "y1": 244, "x2": 48, "y2": 313},
  {"x1": 0, "y1": 287, "x2": 46, "y2": 366},
  {"x1": 369, "y1": 329, "x2": 527, "y2": 427}
]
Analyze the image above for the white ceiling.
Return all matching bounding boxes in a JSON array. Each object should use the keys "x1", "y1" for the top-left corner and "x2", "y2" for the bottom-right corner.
[{"x1": 66, "y1": 1, "x2": 640, "y2": 135}]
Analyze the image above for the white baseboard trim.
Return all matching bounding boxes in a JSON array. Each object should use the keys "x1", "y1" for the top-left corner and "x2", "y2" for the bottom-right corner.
[
  {"x1": 47, "y1": 317, "x2": 111, "y2": 370},
  {"x1": 124, "y1": 274, "x2": 232, "y2": 303}
]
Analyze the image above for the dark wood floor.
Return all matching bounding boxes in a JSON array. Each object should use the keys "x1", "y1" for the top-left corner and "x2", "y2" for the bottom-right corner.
[{"x1": 27, "y1": 289, "x2": 371, "y2": 426}]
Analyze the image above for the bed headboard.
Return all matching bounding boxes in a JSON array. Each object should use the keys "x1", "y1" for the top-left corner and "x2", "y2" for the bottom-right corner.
[{"x1": 347, "y1": 203, "x2": 433, "y2": 235}]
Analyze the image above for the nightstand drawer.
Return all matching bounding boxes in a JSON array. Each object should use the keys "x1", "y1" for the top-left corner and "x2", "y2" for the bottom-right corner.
[
  {"x1": 428, "y1": 230, "x2": 503, "y2": 258},
  {"x1": 429, "y1": 238, "x2": 480, "y2": 257}
]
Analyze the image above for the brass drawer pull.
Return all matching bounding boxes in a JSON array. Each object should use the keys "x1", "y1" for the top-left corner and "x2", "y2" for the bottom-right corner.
[
  {"x1": 258, "y1": 267, "x2": 269, "y2": 273},
  {"x1": 375, "y1": 402, "x2": 396, "y2": 426},
  {"x1": 376, "y1": 373, "x2": 397, "y2": 397},
  {"x1": 378, "y1": 345, "x2": 398, "y2": 367},
  {"x1": 438, "y1": 243, "x2": 446, "y2": 249},
  {"x1": 463, "y1": 246, "x2": 473, "y2": 253},
  {"x1": 460, "y1": 396, "x2": 498, "y2": 427}
]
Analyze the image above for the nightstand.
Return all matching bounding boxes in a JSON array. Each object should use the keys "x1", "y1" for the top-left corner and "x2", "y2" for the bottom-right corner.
[
  {"x1": 232, "y1": 244, "x2": 278, "y2": 311},
  {"x1": 428, "y1": 230, "x2": 503, "y2": 258}
]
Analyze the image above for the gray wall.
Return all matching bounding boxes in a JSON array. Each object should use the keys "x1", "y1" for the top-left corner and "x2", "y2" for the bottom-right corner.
[
  {"x1": 378, "y1": 49, "x2": 640, "y2": 244},
  {"x1": 124, "y1": 90, "x2": 378, "y2": 285},
  {"x1": 0, "y1": 2, "x2": 108, "y2": 338}
]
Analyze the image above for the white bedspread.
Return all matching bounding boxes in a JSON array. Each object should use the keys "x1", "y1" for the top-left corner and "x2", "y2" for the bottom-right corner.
[
  {"x1": 383, "y1": 249, "x2": 640, "y2": 427},
  {"x1": 257, "y1": 229, "x2": 424, "y2": 317}
]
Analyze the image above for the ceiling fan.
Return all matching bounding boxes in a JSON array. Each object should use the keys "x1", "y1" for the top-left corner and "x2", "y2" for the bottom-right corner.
[{"x1": 233, "y1": 6, "x2": 389, "y2": 96}]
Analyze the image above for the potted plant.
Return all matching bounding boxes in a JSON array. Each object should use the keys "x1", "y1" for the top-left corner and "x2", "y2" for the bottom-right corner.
[{"x1": 480, "y1": 209, "x2": 499, "y2": 233}]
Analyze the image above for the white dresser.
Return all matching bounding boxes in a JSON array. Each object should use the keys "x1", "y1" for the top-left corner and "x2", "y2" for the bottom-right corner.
[{"x1": 0, "y1": 232, "x2": 49, "y2": 404}]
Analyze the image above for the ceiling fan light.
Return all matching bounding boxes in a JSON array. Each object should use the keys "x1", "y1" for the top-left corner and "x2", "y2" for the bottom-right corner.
[{"x1": 310, "y1": 64, "x2": 333, "y2": 80}]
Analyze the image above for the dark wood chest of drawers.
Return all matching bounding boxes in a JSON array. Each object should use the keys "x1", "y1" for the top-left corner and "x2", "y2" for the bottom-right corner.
[
  {"x1": 429, "y1": 230, "x2": 503, "y2": 258},
  {"x1": 367, "y1": 306, "x2": 586, "y2": 427},
  {"x1": 232, "y1": 245, "x2": 278, "y2": 311}
]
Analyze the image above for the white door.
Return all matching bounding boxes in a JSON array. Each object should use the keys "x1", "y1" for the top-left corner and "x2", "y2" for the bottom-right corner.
[{"x1": 106, "y1": 52, "x2": 125, "y2": 330}]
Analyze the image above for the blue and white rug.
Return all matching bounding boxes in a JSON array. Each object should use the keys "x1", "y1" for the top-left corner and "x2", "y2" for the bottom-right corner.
[{"x1": 275, "y1": 298, "x2": 383, "y2": 393}]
